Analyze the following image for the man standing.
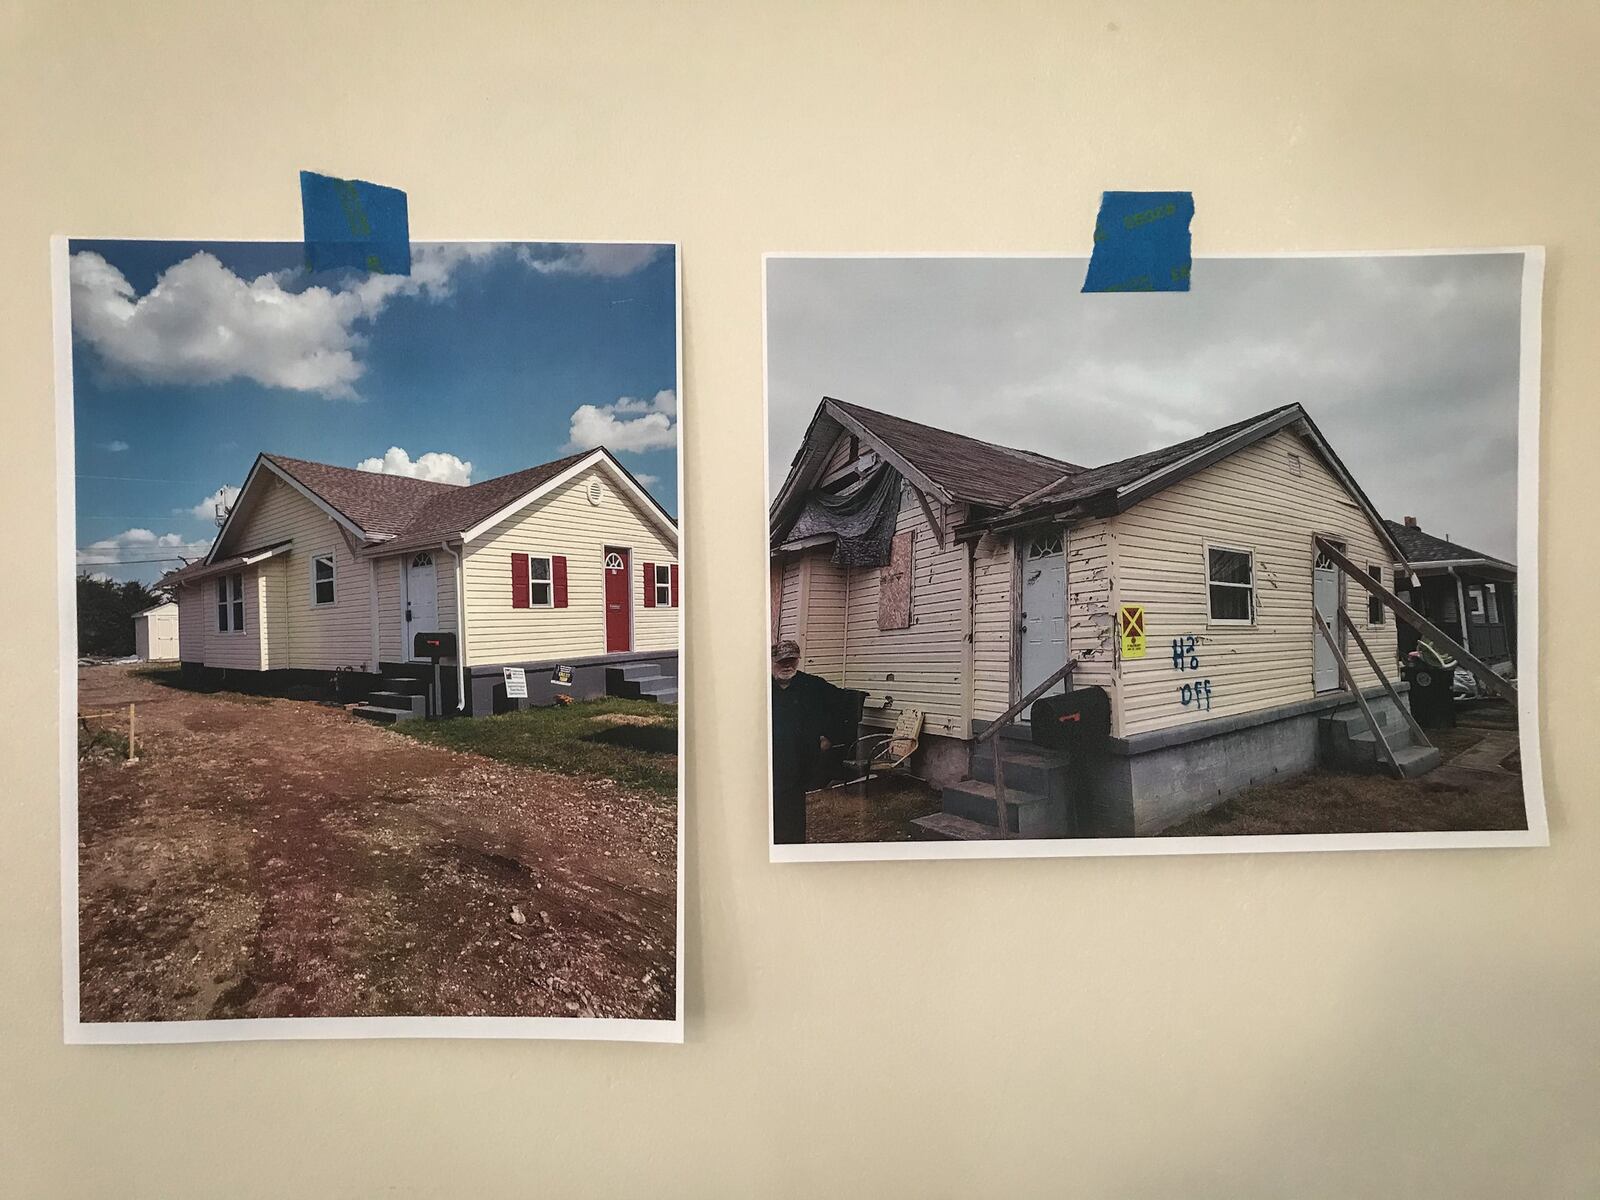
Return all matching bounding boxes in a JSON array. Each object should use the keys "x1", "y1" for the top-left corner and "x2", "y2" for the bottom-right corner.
[{"x1": 770, "y1": 639, "x2": 850, "y2": 845}]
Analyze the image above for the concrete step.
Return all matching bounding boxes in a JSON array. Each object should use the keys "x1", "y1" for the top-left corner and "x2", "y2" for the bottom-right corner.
[
  {"x1": 367, "y1": 691, "x2": 426, "y2": 716},
  {"x1": 353, "y1": 704, "x2": 419, "y2": 725},
  {"x1": 380, "y1": 677, "x2": 429, "y2": 697},
  {"x1": 636, "y1": 676, "x2": 676, "y2": 696},
  {"x1": 1326, "y1": 705, "x2": 1393, "y2": 733},
  {"x1": 616, "y1": 662, "x2": 667, "y2": 682},
  {"x1": 971, "y1": 743, "x2": 1071, "y2": 793},
  {"x1": 637, "y1": 686, "x2": 678, "y2": 705},
  {"x1": 1393, "y1": 744, "x2": 1443, "y2": 777},
  {"x1": 941, "y1": 779, "x2": 1067, "y2": 838},
  {"x1": 911, "y1": 812, "x2": 1003, "y2": 841}
]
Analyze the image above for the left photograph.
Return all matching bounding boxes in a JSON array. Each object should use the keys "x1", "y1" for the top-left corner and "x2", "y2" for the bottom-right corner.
[{"x1": 55, "y1": 238, "x2": 683, "y2": 1041}]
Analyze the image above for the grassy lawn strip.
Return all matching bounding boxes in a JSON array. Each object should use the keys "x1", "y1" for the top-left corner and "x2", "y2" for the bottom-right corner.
[{"x1": 393, "y1": 698, "x2": 678, "y2": 797}]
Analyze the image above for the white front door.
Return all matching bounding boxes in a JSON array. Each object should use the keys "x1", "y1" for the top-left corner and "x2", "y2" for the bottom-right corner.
[
  {"x1": 1312, "y1": 542, "x2": 1342, "y2": 692},
  {"x1": 405, "y1": 551, "x2": 439, "y2": 660},
  {"x1": 1018, "y1": 529, "x2": 1068, "y2": 720}
]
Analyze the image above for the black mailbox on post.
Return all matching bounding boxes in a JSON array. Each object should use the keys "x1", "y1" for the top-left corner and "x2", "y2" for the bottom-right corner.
[
  {"x1": 1030, "y1": 687, "x2": 1112, "y2": 753},
  {"x1": 413, "y1": 631, "x2": 456, "y2": 660}
]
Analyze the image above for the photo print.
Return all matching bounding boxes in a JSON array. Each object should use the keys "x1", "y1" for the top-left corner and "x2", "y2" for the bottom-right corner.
[
  {"x1": 57, "y1": 237, "x2": 683, "y2": 1040},
  {"x1": 765, "y1": 250, "x2": 1543, "y2": 861}
]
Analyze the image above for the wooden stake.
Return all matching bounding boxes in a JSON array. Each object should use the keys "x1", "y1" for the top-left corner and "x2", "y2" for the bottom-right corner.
[{"x1": 127, "y1": 702, "x2": 137, "y2": 762}]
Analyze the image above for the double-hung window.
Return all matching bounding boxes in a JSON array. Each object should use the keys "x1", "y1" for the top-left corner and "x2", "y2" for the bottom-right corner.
[
  {"x1": 528, "y1": 555, "x2": 554, "y2": 607},
  {"x1": 1206, "y1": 545, "x2": 1254, "y2": 624},
  {"x1": 312, "y1": 554, "x2": 336, "y2": 606},
  {"x1": 654, "y1": 563, "x2": 672, "y2": 608},
  {"x1": 216, "y1": 572, "x2": 245, "y2": 632}
]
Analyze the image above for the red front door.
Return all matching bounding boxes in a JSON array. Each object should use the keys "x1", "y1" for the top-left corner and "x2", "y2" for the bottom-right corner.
[{"x1": 604, "y1": 546, "x2": 632, "y2": 652}]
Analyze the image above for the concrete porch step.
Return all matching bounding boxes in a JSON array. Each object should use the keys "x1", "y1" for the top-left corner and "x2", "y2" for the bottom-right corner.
[
  {"x1": 615, "y1": 662, "x2": 668, "y2": 682},
  {"x1": 636, "y1": 685, "x2": 678, "y2": 705},
  {"x1": 367, "y1": 691, "x2": 426, "y2": 716},
  {"x1": 380, "y1": 677, "x2": 429, "y2": 697},
  {"x1": 353, "y1": 704, "x2": 419, "y2": 725},
  {"x1": 971, "y1": 743, "x2": 1071, "y2": 793},
  {"x1": 911, "y1": 812, "x2": 1004, "y2": 841},
  {"x1": 941, "y1": 779, "x2": 1067, "y2": 838},
  {"x1": 1391, "y1": 744, "x2": 1443, "y2": 777}
]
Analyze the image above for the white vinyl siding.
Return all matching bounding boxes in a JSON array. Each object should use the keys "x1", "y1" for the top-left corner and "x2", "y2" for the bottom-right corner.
[
  {"x1": 1110, "y1": 428, "x2": 1399, "y2": 737},
  {"x1": 774, "y1": 553, "x2": 804, "y2": 645},
  {"x1": 462, "y1": 463, "x2": 676, "y2": 665},
  {"x1": 1067, "y1": 518, "x2": 1117, "y2": 704},
  {"x1": 795, "y1": 550, "x2": 847, "y2": 680},
  {"x1": 970, "y1": 532, "x2": 1014, "y2": 723}
]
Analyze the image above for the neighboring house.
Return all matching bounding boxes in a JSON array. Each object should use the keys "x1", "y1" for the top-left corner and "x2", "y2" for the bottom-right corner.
[
  {"x1": 771, "y1": 399, "x2": 1425, "y2": 837},
  {"x1": 132, "y1": 600, "x2": 179, "y2": 662},
  {"x1": 1384, "y1": 517, "x2": 1517, "y2": 670},
  {"x1": 161, "y1": 448, "x2": 679, "y2": 718}
]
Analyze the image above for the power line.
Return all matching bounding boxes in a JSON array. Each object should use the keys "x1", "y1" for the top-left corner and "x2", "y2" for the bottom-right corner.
[{"x1": 76, "y1": 556, "x2": 197, "y2": 565}]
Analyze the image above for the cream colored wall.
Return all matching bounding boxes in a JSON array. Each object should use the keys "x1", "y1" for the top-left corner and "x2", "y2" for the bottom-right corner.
[
  {"x1": 177, "y1": 569, "x2": 263, "y2": 671},
  {"x1": 796, "y1": 550, "x2": 847, "y2": 680},
  {"x1": 462, "y1": 462, "x2": 677, "y2": 665},
  {"x1": 1112, "y1": 429, "x2": 1401, "y2": 738},
  {"x1": 1066, "y1": 517, "x2": 1118, "y2": 710},
  {"x1": 223, "y1": 474, "x2": 375, "y2": 672},
  {"x1": 9, "y1": 5, "x2": 1596, "y2": 1198},
  {"x1": 970, "y1": 531, "x2": 1013, "y2": 723}
]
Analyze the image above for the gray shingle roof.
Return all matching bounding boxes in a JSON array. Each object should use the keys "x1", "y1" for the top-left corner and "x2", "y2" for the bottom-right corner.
[
  {"x1": 1383, "y1": 519, "x2": 1514, "y2": 569},
  {"x1": 827, "y1": 399, "x2": 1084, "y2": 509},
  {"x1": 261, "y1": 454, "x2": 458, "y2": 538}
]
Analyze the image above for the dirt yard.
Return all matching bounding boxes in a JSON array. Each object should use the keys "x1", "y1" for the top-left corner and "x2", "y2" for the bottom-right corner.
[{"x1": 75, "y1": 665, "x2": 676, "y2": 1023}]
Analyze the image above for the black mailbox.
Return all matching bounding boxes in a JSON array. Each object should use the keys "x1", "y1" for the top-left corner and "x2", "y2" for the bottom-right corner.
[
  {"x1": 1030, "y1": 687, "x2": 1112, "y2": 753},
  {"x1": 412, "y1": 631, "x2": 457, "y2": 660}
]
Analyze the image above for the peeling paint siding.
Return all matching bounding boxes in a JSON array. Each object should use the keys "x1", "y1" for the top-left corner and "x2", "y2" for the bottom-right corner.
[
  {"x1": 839, "y1": 484, "x2": 967, "y2": 737},
  {"x1": 228, "y1": 476, "x2": 374, "y2": 671},
  {"x1": 1112, "y1": 429, "x2": 1400, "y2": 736},
  {"x1": 1067, "y1": 518, "x2": 1117, "y2": 707},
  {"x1": 971, "y1": 532, "x2": 1014, "y2": 722},
  {"x1": 462, "y1": 464, "x2": 677, "y2": 665},
  {"x1": 802, "y1": 553, "x2": 848, "y2": 679}
]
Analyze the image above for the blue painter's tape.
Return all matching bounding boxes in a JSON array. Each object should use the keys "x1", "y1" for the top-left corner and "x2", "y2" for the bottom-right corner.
[
  {"x1": 1082, "y1": 191, "x2": 1193, "y2": 293},
  {"x1": 300, "y1": 171, "x2": 411, "y2": 275}
]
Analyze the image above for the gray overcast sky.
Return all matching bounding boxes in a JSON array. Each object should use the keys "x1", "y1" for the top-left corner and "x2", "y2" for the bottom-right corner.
[{"x1": 766, "y1": 254, "x2": 1526, "y2": 563}]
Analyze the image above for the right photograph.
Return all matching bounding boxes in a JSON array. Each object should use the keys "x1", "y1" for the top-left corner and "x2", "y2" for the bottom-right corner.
[{"x1": 765, "y1": 251, "x2": 1545, "y2": 859}]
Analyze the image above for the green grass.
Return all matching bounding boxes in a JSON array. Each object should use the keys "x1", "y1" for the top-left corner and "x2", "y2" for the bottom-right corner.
[{"x1": 393, "y1": 698, "x2": 679, "y2": 798}]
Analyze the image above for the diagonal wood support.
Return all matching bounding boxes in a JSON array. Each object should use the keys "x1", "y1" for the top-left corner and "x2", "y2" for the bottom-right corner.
[
  {"x1": 1338, "y1": 607, "x2": 1434, "y2": 752},
  {"x1": 1314, "y1": 536, "x2": 1516, "y2": 705},
  {"x1": 979, "y1": 657, "x2": 1078, "y2": 837},
  {"x1": 1313, "y1": 609, "x2": 1401, "y2": 776}
]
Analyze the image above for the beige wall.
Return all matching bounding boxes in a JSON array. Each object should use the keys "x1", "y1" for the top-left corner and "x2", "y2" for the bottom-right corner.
[
  {"x1": 9, "y1": 4, "x2": 1596, "y2": 1197},
  {"x1": 463, "y1": 462, "x2": 677, "y2": 665},
  {"x1": 175, "y1": 570, "x2": 263, "y2": 670},
  {"x1": 970, "y1": 531, "x2": 1013, "y2": 722},
  {"x1": 1112, "y1": 429, "x2": 1401, "y2": 737}
]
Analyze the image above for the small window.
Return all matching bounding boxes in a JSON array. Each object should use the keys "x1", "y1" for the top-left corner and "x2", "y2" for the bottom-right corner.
[
  {"x1": 1367, "y1": 566, "x2": 1385, "y2": 625},
  {"x1": 528, "y1": 555, "x2": 553, "y2": 607},
  {"x1": 1207, "y1": 546, "x2": 1254, "y2": 624},
  {"x1": 1468, "y1": 586, "x2": 1485, "y2": 619},
  {"x1": 312, "y1": 554, "x2": 336, "y2": 606},
  {"x1": 654, "y1": 563, "x2": 672, "y2": 608},
  {"x1": 217, "y1": 572, "x2": 245, "y2": 632}
]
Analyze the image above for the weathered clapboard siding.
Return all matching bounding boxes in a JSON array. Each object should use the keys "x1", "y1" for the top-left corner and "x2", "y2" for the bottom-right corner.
[
  {"x1": 1111, "y1": 428, "x2": 1398, "y2": 737},
  {"x1": 1066, "y1": 518, "x2": 1117, "y2": 718},
  {"x1": 774, "y1": 553, "x2": 803, "y2": 644},
  {"x1": 226, "y1": 474, "x2": 375, "y2": 671},
  {"x1": 839, "y1": 483, "x2": 968, "y2": 737},
  {"x1": 462, "y1": 462, "x2": 676, "y2": 665},
  {"x1": 800, "y1": 552, "x2": 848, "y2": 679},
  {"x1": 971, "y1": 532, "x2": 1013, "y2": 722}
]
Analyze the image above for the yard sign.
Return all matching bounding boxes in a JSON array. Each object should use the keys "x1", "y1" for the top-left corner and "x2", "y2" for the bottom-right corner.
[
  {"x1": 503, "y1": 666, "x2": 528, "y2": 699},
  {"x1": 1119, "y1": 604, "x2": 1147, "y2": 659}
]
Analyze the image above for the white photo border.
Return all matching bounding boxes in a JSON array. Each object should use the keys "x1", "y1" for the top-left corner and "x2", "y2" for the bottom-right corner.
[
  {"x1": 55, "y1": 236, "x2": 686, "y2": 1043},
  {"x1": 763, "y1": 247, "x2": 1547, "y2": 863}
]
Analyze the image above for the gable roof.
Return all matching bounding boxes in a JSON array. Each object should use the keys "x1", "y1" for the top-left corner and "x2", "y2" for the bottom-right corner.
[
  {"x1": 1384, "y1": 519, "x2": 1515, "y2": 572},
  {"x1": 825, "y1": 400, "x2": 1085, "y2": 508},
  {"x1": 259, "y1": 454, "x2": 459, "y2": 539},
  {"x1": 390, "y1": 449, "x2": 596, "y2": 544}
]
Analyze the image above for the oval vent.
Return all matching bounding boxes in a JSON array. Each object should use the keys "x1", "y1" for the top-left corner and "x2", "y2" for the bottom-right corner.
[{"x1": 587, "y1": 480, "x2": 604, "y2": 506}]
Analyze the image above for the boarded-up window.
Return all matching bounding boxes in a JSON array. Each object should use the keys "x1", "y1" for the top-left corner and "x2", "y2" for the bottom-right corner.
[{"x1": 878, "y1": 530, "x2": 913, "y2": 630}]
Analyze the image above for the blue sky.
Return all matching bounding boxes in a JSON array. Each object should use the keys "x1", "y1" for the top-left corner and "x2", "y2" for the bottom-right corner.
[{"x1": 71, "y1": 239, "x2": 678, "y2": 583}]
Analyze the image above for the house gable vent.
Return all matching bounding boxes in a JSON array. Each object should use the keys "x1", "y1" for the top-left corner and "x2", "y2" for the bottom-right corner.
[{"x1": 588, "y1": 479, "x2": 604, "y2": 506}]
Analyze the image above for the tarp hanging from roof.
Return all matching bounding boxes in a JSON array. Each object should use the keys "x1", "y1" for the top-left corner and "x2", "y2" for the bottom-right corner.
[{"x1": 784, "y1": 463, "x2": 903, "y2": 567}]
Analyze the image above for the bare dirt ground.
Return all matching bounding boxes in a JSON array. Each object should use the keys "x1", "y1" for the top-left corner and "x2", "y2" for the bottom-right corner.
[
  {"x1": 76, "y1": 665, "x2": 676, "y2": 1023},
  {"x1": 804, "y1": 776, "x2": 941, "y2": 843}
]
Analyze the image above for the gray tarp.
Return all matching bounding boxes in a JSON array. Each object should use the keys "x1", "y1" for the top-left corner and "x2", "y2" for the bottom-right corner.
[{"x1": 783, "y1": 463, "x2": 903, "y2": 567}]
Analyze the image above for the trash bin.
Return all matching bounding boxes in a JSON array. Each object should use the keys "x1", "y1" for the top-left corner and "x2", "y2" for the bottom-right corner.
[{"x1": 1404, "y1": 651, "x2": 1456, "y2": 729}]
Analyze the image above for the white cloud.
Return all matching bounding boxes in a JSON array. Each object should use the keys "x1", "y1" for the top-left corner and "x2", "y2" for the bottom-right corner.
[
  {"x1": 515, "y1": 243, "x2": 663, "y2": 277},
  {"x1": 69, "y1": 244, "x2": 501, "y2": 400},
  {"x1": 101, "y1": 440, "x2": 129, "y2": 452},
  {"x1": 78, "y1": 528, "x2": 212, "y2": 567},
  {"x1": 633, "y1": 473, "x2": 659, "y2": 487},
  {"x1": 356, "y1": 446, "x2": 473, "y2": 485},
  {"x1": 567, "y1": 388, "x2": 677, "y2": 453},
  {"x1": 182, "y1": 484, "x2": 241, "y2": 522}
]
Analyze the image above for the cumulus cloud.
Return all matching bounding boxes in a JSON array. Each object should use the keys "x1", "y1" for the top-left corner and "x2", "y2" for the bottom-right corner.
[
  {"x1": 568, "y1": 388, "x2": 677, "y2": 453},
  {"x1": 78, "y1": 528, "x2": 213, "y2": 567},
  {"x1": 356, "y1": 447, "x2": 473, "y2": 485},
  {"x1": 633, "y1": 473, "x2": 659, "y2": 487},
  {"x1": 101, "y1": 440, "x2": 129, "y2": 452},
  {"x1": 182, "y1": 484, "x2": 241, "y2": 522},
  {"x1": 68, "y1": 243, "x2": 499, "y2": 400},
  {"x1": 515, "y1": 243, "x2": 663, "y2": 277}
]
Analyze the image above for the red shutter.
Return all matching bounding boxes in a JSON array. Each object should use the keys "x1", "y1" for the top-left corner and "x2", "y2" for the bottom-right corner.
[
  {"x1": 552, "y1": 555, "x2": 568, "y2": 608},
  {"x1": 642, "y1": 562, "x2": 656, "y2": 608},
  {"x1": 670, "y1": 563, "x2": 679, "y2": 608},
  {"x1": 511, "y1": 552, "x2": 530, "y2": 608}
]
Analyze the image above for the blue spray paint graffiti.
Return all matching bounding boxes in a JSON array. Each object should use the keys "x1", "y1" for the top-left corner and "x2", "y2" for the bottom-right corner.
[{"x1": 1170, "y1": 634, "x2": 1213, "y2": 711}]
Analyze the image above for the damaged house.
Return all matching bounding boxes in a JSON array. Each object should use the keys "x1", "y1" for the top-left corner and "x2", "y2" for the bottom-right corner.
[{"x1": 770, "y1": 398, "x2": 1434, "y2": 838}]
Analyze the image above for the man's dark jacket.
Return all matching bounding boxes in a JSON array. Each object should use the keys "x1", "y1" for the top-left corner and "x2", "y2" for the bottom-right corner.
[{"x1": 771, "y1": 671, "x2": 854, "y2": 795}]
